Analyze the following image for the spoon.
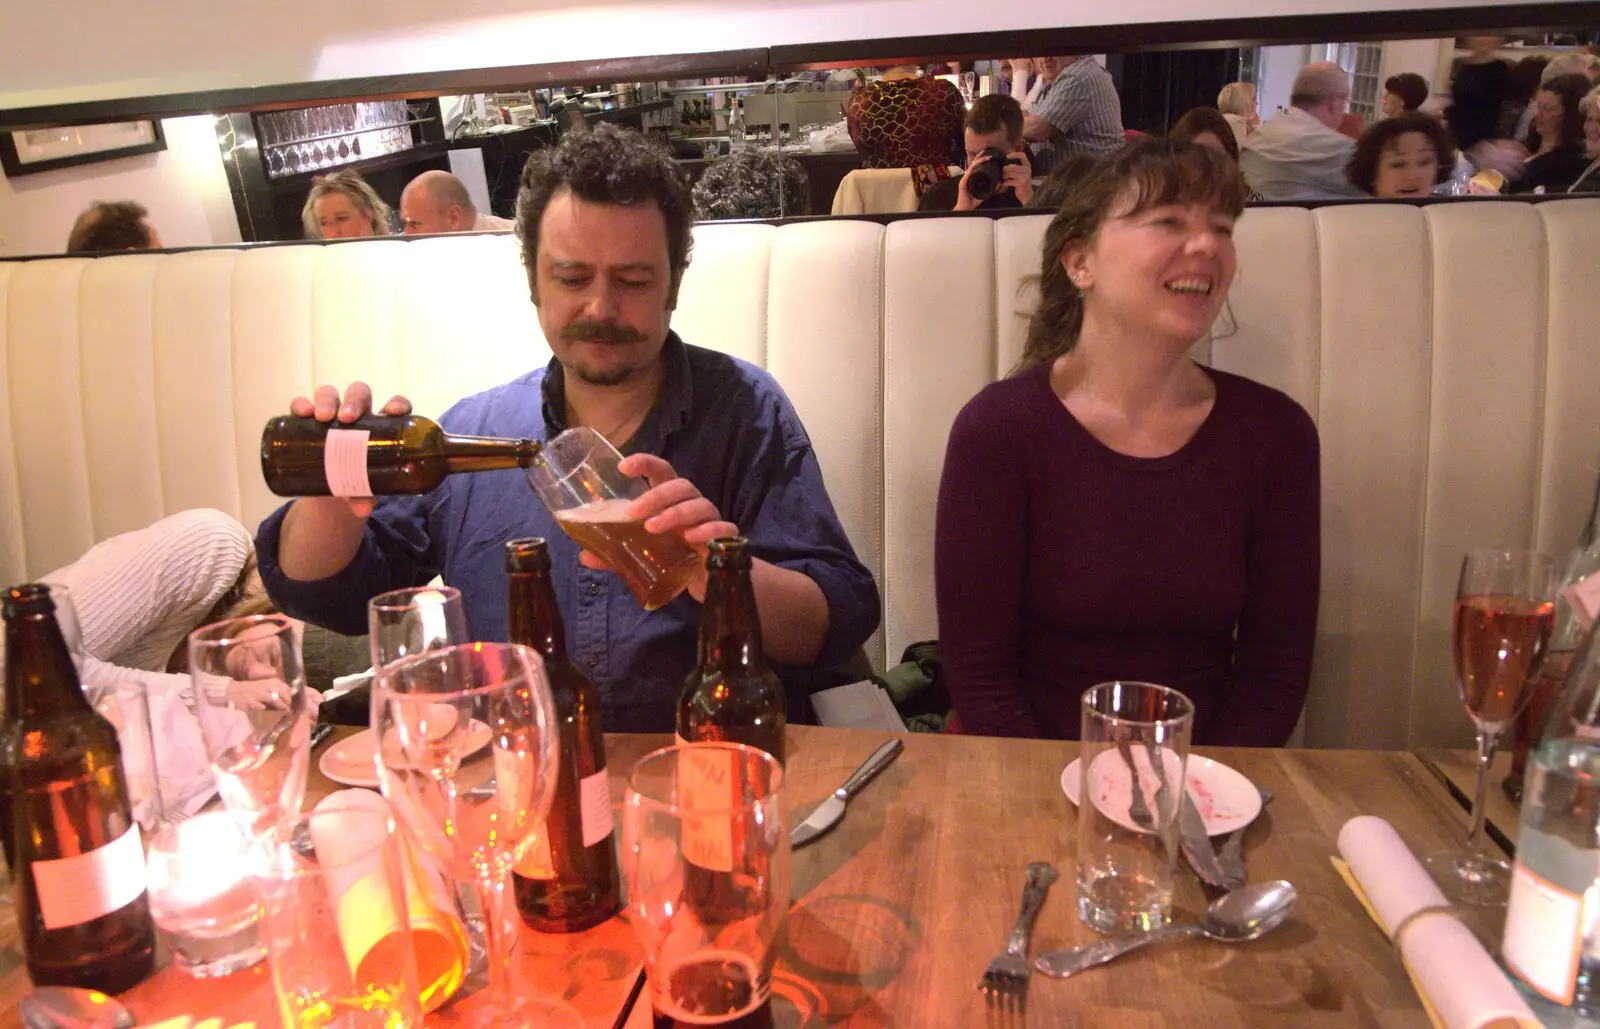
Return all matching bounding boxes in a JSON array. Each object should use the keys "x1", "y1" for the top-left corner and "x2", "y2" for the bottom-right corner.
[
  {"x1": 1033, "y1": 879, "x2": 1297, "y2": 979},
  {"x1": 20, "y1": 986, "x2": 136, "y2": 1029}
]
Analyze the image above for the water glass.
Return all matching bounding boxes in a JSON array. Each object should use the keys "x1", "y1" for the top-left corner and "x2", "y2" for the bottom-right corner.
[
  {"x1": 256, "y1": 807, "x2": 423, "y2": 1028},
  {"x1": 623, "y1": 743, "x2": 789, "y2": 1025},
  {"x1": 526, "y1": 427, "x2": 701, "y2": 611},
  {"x1": 85, "y1": 679, "x2": 164, "y2": 832},
  {"x1": 368, "y1": 585, "x2": 468, "y2": 670},
  {"x1": 1076, "y1": 681, "x2": 1194, "y2": 934},
  {"x1": 189, "y1": 614, "x2": 313, "y2": 834},
  {"x1": 146, "y1": 812, "x2": 267, "y2": 978}
]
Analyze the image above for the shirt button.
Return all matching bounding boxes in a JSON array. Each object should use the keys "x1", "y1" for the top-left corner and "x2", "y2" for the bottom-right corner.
[{"x1": 586, "y1": 582, "x2": 601, "y2": 597}]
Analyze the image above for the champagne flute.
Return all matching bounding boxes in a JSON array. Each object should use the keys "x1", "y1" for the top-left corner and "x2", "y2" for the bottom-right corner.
[
  {"x1": 371, "y1": 642, "x2": 579, "y2": 1028},
  {"x1": 1425, "y1": 549, "x2": 1556, "y2": 905},
  {"x1": 188, "y1": 615, "x2": 313, "y2": 835}
]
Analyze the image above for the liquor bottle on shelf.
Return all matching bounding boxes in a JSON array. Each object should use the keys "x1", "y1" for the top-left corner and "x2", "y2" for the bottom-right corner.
[
  {"x1": 0, "y1": 583, "x2": 156, "y2": 994},
  {"x1": 260, "y1": 413, "x2": 543, "y2": 497},
  {"x1": 1501, "y1": 616, "x2": 1600, "y2": 1019},
  {"x1": 728, "y1": 98, "x2": 746, "y2": 149},
  {"x1": 505, "y1": 539, "x2": 622, "y2": 933},
  {"x1": 1507, "y1": 475, "x2": 1600, "y2": 801},
  {"x1": 677, "y1": 537, "x2": 785, "y2": 765}
]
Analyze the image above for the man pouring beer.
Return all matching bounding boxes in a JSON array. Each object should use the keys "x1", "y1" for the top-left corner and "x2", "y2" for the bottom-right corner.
[{"x1": 256, "y1": 126, "x2": 880, "y2": 733}]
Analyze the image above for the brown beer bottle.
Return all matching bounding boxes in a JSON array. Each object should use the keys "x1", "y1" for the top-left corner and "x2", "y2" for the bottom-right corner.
[
  {"x1": 677, "y1": 538, "x2": 785, "y2": 765},
  {"x1": 0, "y1": 584, "x2": 156, "y2": 993},
  {"x1": 504, "y1": 539, "x2": 622, "y2": 933},
  {"x1": 260, "y1": 413, "x2": 543, "y2": 497}
]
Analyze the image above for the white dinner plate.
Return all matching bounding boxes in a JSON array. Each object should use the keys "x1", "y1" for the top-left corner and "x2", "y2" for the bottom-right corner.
[
  {"x1": 318, "y1": 721, "x2": 493, "y2": 789},
  {"x1": 1060, "y1": 753, "x2": 1262, "y2": 836}
]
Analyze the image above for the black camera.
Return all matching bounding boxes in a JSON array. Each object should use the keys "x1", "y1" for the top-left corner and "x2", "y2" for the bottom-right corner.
[{"x1": 966, "y1": 147, "x2": 1019, "y2": 201}]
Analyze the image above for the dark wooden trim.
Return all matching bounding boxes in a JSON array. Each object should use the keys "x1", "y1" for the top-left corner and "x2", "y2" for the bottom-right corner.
[
  {"x1": 0, "y1": 119, "x2": 166, "y2": 176},
  {"x1": 771, "y1": 2, "x2": 1600, "y2": 68},
  {"x1": 0, "y1": 49, "x2": 768, "y2": 131}
]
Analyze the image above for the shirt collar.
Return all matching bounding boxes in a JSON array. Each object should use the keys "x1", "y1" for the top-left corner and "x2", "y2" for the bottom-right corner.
[{"x1": 539, "y1": 330, "x2": 694, "y2": 451}]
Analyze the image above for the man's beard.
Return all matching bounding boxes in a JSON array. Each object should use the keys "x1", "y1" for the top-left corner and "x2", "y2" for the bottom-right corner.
[{"x1": 570, "y1": 360, "x2": 638, "y2": 387}]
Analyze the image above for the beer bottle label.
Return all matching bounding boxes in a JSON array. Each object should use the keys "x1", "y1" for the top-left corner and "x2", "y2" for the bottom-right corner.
[
  {"x1": 515, "y1": 818, "x2": 555, "y2": 880},
  {"x1": 324, "y1": 429, "x2": 373, "y2": 498},
  {"x1": 1502, "y1": 861, "x2": 1585, "y2": 1004},
  {"x1": 580, "y1": 770, "x2": 614, "y2": 848},
  {"x1": 32, "y1": 823, "x2": 146, "y2": 930},
  {"x1": 675, "y1": 736, "x2": 735, "y2": 873}
]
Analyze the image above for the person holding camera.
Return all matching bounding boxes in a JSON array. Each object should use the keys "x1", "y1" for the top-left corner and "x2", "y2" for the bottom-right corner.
[{"x1": 919, "y1": 94, "x2": 1034, "y2": 211}]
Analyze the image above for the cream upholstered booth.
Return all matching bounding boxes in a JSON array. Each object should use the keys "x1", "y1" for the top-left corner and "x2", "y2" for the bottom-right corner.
[{"x1": 3, "y1": 199, "x2": 1598, "y2": 750}]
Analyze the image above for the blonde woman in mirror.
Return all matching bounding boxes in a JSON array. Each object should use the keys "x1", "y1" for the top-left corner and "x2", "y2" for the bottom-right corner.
[
  {"x1": 1217, "y1": 81, "x2": 1260, "y2": 143},
  {"x1": 302, "y1": 169, "x2": 392, "y2": 239}
]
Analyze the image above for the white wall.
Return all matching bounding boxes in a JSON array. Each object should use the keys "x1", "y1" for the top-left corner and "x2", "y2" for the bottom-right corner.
[
  {"x1": 1257, "y1": 44, "x2": 1310, "y2": 119},
  {"x1": 0, "y1": 0, "x2": 1563, "y2": 110},
  {"x1": 1379, "y1": 38, "x2": 1452, "y2": 97},
  {"x1": 0, "y1": 116, "x2": 240, "y2": 258}
]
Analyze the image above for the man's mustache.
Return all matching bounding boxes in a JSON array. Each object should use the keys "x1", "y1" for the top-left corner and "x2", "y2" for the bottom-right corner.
[{"x1": 561, "y1": 320, "x2": 646, "y2": 343}]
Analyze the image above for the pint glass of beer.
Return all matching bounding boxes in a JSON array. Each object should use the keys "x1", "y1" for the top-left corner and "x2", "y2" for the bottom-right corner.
[{"x1": 526, "y1": 427, "x2": 701, "y2": 610}]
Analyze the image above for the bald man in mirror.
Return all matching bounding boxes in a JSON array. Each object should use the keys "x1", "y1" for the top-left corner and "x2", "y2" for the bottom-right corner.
[
  {"x1": 1239, "y1": 62, "x2": 1368, "y2": 201},
  {"x1": 399, "y1": 170, "x2": 514, "y2": 234}
]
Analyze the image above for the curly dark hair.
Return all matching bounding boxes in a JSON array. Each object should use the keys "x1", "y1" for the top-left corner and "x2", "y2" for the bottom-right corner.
[
  {"x1": 1529, "y1": 74, "x2": 1591, "y2": 154},
  {"x1": 1384, "y1": 72, "x2": 1430, "y2": 111},
  {"x1": 1170, "y1": 107, "x2": 1240, "y2": 160},
  {"x1": 1017, "y1": 138, "x2": 1245, "y2": 373},
  {"x1": 515, "y1": 124, "x2": 694, "y2": 307},
  {"x1": 66, "y1": 200, "x2": 154, "y2": 253},
  {"x1": 692, "y1": 147, "x2": 810, "y2": 220},
  {"x1": 1345, "y1": 112, "x2": 1457, "y2": 194}
]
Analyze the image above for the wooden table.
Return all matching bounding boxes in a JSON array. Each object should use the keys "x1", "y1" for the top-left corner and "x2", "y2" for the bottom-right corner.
[
  {"x1": 608, "y1": 727, "x2": 1490, "y2": 1028},
  {"x1": 0, "y1": 725, "x2": 645, "y2": 1029},
  {"x1": 1415, "y1": 748, "x2": 1522, "y2": 850},
  {"x1": 0, "y1": 726, "x2": 1494, "y2": 1028}
]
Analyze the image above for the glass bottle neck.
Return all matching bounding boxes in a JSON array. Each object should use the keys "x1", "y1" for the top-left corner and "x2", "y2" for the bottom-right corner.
[
  {"x1": 697, "y1": 567, "x2": 768, "y2": 673},
  {"x1": 507, "y1": 572, "x2": 569, "y2": 662},
  {"x1": 4, "y1": 614, "x2": 92, "y2": 720},
  {"x1": 440, "y1": 434, "x2": 543, "y2": 474}
]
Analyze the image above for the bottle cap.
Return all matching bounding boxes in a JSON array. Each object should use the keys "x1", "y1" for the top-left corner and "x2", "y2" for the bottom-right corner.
[{"x1": 504, "y1": 538, "x2": 551, "y2": 573}]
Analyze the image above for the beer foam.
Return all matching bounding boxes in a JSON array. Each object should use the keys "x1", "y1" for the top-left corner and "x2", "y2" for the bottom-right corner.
[{"x1": 553, "y1": 497, "x2": 635, "y2": 524}]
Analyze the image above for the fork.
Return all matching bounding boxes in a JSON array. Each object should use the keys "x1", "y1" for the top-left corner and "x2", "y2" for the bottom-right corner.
[
  {"x1": 1216, "y1": 784, "x2": 1275, "y2": 888},
  {"x1": 1117, "y1": 737, "x2": 1155, "y2": 830},
  {"x1": 978, "y1": 861, "x2": 1058, "y2": 1014}
]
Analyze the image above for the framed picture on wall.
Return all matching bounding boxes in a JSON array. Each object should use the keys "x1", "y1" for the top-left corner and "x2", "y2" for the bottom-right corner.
[{"x1": 0, "y1": 120, "x2": 166, "y2": 177}]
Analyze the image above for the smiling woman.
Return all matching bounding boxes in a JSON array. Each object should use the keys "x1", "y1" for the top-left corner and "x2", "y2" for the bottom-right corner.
[{"x1": 935, "y1": 138, "x2": 1320, "y2": 747}]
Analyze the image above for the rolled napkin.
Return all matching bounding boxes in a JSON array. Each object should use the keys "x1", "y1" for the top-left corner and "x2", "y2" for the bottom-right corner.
[
  {"x1": 1336, "y1": 816, "x2": 1539, "y2": 1029},
  {"x1": 312, "y1": 790, "x2": 470, "y2": 1014}
]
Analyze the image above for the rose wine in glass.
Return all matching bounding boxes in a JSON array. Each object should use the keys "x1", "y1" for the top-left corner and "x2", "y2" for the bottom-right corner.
[{"x1": 1425, "y1": 550, "x2": 1556, "y2": 906}]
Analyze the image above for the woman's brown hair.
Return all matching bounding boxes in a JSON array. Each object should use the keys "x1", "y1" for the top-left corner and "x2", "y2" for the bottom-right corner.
[{"x1": 1015, "y1": 137, "x2": 1246, "y2": 374}]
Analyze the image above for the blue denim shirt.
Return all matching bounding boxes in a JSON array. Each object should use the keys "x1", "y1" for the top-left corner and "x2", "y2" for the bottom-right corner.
[{"x1": 256, "y1": 333, "x2": 881, "y2": 733}]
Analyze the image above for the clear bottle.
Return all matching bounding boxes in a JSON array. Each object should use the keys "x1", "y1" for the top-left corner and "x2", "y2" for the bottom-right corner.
[
  {"x1": 728, "y1": 97, "x2": 746, "y2": 149},
  {"x1": 1501, "y1": 618, "x2": 1600, "y2": 1021},
  {"x1": 1510, "y1": 476, "x2": 1600, "y2": 799}
]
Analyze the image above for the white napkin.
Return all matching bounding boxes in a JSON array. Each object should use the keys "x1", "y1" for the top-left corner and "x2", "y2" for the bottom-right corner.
[
  {"x1": 143, "y1": 674, "x2": 217, "y2": 820},
  {"x1": 1337, "y1": 816, "x2": 1539, "y2": 1029}
]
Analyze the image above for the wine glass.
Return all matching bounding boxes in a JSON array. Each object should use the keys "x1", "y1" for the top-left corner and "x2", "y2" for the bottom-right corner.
[
  {"x1": 371, "y1": 642, "x2": 579, "y2": 1028},
  {"x1": 1425, "y1": 549, "x2": 1557, "y2": 905},
  {"x1": 623, "y1": 743, "x2": 789, "y2": 1025},
  {"x1": 188, "y1": 614, "x2": 314, "y2": 835},
  {"x1": 368, "y1": 585, "x2": 468, "y2": 670}
]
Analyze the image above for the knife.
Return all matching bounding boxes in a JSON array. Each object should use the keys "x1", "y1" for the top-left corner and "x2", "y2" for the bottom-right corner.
[
  {"x1": 790, "y1": 738, "x2": 904, "y2": 849},
  {"x1": 1179, "y1": 789, "x2": 1233, "y2": 890}
]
